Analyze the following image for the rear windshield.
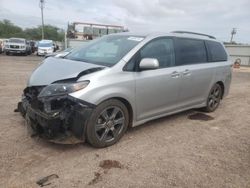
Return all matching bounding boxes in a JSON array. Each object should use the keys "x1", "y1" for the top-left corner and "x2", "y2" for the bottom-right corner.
[{"x1": 65, "y1": 35, "x2": 144, "y2": 67}]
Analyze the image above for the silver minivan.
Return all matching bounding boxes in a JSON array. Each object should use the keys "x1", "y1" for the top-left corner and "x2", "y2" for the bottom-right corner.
[{"x1": 17, "y1": 31, "x2": 232, "y2": 147}]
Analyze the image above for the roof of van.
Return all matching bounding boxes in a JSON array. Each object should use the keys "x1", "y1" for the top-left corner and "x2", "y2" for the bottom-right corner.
[{"x1": 113, "y1": 31, "x2": 218, "y2": 41}]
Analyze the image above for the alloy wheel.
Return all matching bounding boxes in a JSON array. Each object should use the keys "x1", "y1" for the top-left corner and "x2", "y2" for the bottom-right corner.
[
  {"x1": 208, "y1": 84, "x2": 221, "y2": 110},
  {"x1": 95, "y1": 106, "x2": 125, "y2": 143}
]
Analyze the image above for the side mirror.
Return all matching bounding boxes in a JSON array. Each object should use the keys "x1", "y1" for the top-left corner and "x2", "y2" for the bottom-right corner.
[{"x1": 139, "y1": 58, "x2": 159, "y2": 70}]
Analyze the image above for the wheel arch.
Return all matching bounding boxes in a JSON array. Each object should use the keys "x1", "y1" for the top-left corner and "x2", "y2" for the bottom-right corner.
[{"x1": 216, "y1": 81, "x2": 225, "y2": 99}]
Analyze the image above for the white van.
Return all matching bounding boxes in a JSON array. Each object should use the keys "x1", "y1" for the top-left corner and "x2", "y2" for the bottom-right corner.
[{"x1": 37, "y1": 40, "x2": 54, "y2": 56}]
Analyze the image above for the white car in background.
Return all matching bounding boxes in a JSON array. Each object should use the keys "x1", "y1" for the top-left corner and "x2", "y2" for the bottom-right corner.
[
  {"x1": 5, "y1": 38, "x2": 31, "y2": 55},
  {"x1": 37, "y1": 40, "x2": 54, "y2": 56}
]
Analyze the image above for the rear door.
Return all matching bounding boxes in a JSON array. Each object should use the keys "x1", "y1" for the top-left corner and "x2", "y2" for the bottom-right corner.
[
  {"x1": 132, "y1": 37, "x2": 182, "y2": 121},
  {"x1": 174, "y1": 38, "x2": 214, "y2": 108}
]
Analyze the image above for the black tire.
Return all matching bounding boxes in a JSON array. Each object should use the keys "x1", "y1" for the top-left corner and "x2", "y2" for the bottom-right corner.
[
  {"x1": 23, "y1": 52, "x2": 28, "y2": 56},
  {"x1": 203, "y1": 83, "x2": 222, "y2": 112},
  {"x1": 86, "y1": 99, "x2": 129, "y2": 148},
  {"x1": 6, "y1": 51, "x2": 9, "y2": 55}
]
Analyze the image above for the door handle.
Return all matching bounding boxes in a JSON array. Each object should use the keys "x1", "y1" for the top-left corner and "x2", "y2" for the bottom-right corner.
[
  {"x1": 171, "y1": 71, "x2": 180, "y2": 78},
  {"x1": 183, "y1": 69, "x2": 191, "y2": 76}
]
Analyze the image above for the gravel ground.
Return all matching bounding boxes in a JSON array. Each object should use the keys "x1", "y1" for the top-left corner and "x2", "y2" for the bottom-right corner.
[{"x1": 0, "y1": 55, "x2": 250, "y2": 188}]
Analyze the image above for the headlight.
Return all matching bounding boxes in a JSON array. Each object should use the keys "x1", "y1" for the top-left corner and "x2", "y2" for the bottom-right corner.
[{"x1": 38, "y1": 81, "x2": 89, "y2": 98}]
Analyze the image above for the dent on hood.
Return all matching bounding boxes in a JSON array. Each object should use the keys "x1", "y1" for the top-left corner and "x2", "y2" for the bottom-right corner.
[{"x1": 27, "y1": 57, "x2": 105, "y2": 86}]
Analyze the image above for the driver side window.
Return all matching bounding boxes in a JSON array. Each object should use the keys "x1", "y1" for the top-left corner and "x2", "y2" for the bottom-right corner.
[
  {"x1": 124, "y1": 38, "x2": 175, "y2": 71},
  {"x1": 140, "y1": 38, "x2": 175, "y2": 68}
]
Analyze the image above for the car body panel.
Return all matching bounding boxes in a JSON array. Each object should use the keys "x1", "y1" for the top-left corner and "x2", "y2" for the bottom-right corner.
[{"x1": 134, "y1": 67, "x2": 182, "y2": 121}]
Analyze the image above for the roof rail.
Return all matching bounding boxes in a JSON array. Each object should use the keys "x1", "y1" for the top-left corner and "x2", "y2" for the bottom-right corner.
[{"x1": 171, "y1": 31, "x2": 216, "y2": 39}]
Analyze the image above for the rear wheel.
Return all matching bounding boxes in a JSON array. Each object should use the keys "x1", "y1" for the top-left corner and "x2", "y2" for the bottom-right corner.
[
  {"x1": 6, "y1": 51, "x2": 9, "y2": 55},
  {"x1": 203, "y1": 83, "x2": 222, "y2": 112},
  {"x1": 86, "y1": 99, "x2": 129, "y2": 148}
]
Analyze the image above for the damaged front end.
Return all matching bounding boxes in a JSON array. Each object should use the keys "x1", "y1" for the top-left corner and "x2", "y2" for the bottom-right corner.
[{"x1": 17, "y1": 85, "x2": 95, "y2": 144}]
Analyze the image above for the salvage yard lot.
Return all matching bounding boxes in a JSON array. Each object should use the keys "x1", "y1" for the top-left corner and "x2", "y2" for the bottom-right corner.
[{"x1": 0, "y1": 55, "x2": 250, "y2": 188}]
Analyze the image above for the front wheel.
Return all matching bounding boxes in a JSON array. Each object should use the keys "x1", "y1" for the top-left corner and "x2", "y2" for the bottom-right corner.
[
  {"x1": 86, "y1": 99, "x2": 129, "y2": 148},
  {"x1": 203, "y1": 83, "x2": 222, "y2": 112}
]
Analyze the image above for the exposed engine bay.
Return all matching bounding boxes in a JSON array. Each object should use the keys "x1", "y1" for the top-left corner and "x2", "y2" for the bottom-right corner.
[{"x1": 17, "y1": 86, "x2": 95, "y2": 144}]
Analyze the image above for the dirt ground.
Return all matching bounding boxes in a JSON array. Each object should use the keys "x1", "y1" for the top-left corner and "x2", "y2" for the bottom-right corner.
[{"x1": 0, "y1": 54, "x2": 250, "y2": 188}]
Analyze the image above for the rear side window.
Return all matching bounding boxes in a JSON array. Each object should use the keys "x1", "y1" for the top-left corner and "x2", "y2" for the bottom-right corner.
[
  {"x1": 175, "y1": 38, "x2": 207, "y2": 65},
  {"x1": 206, "y1": 41, "x2": 227, "y2": 62}
]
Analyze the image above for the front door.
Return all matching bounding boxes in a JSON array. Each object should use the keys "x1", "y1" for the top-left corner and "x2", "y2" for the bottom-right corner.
[{"x1": 134, "y1": 37, "x2": 181, "y2": 121}]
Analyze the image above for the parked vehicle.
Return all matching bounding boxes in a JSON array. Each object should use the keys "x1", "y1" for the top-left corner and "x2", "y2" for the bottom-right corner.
[
  {"x1": 44, "y1": 47, "x2": 74, "y2": 58},
  {"x1": 29, "y1": 40, "x2": 36, "y2": 53},
  {"x1": 26, "y1": 41, "x2": 32, "y2": 55},
  {"x1": 17, "y1": 31, "x2": 232, "y2": 147},
  {"x1": 5, "y1": 38, "x2": 30, "y2": 55},
  {"x1": 37, "y1": 40, "x2": 54, "y2": 56},
  {"x1": 2, "y1": 39, "x2": 9, "y2": 53},
  {"x1": 0, "y1": 40, "x2": 3, "y2": 54}
]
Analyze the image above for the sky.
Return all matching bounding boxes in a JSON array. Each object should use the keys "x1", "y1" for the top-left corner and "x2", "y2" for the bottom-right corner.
[{"x1": 0, "y1": 0, "x2": 249, "y2": 43}]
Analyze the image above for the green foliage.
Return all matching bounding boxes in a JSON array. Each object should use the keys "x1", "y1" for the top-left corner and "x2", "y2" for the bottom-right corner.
[
  {"x1": 0, "y1": 19, "x2": 23, "y2": 38},
  {"x1": 0, "y1": 19, "x2": 64, "y2": 41}
]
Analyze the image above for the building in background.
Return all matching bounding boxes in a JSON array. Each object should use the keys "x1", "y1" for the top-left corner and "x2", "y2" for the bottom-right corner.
[
  {"x1": 65, "y1": 22, "x2": 127, "y2": 48},
  {"x1": 225, "y1": 44, "x2": 250, "y2": 66}
]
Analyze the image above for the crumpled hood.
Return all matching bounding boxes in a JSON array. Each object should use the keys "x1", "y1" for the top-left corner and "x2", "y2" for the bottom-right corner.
[{"x1": 28, "y1": 57, "x2": 104, "y2": 86}]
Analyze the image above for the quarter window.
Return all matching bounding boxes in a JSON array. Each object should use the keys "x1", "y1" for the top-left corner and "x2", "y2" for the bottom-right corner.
[
  {"x1": 206, "y1": 41, "x2": 227, "y2": 62},
  {"x1": 175, "y1": 38, "x2": 207, "y2": 65}
]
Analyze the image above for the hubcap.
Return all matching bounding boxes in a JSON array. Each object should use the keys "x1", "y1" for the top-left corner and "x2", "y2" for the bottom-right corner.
[
  {"x1": 208, "y1": 85, "x2": 221, "y2": 110},
  {"x1": 95, "y1": 106, "x2": 125, "y2": 142}
]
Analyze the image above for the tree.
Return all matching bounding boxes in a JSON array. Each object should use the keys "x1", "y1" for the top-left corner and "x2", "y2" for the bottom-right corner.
[
  {"x1": 40, "y1": 25, "x2": 64, "y2": 41},
  {"x1": 0, "y1": 19, "x2": 23, "y2": 38},
  {"x1": 0, "y1": 19, "x2": 65, "y2": 41}
]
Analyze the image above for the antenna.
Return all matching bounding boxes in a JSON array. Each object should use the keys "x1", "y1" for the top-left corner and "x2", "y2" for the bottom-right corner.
[{"x1": 39, "y1": 0, "x2": 45, "y2": 40}]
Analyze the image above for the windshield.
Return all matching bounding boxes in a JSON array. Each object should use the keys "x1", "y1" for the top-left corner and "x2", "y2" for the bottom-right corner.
[
  {"x1": 65, "y1": 35, "x2": 144, "y2": 67},
  {"x1": 38, "y1": 42, "x2": 53, "y2": 47},
  {"x1": 9, "y1": 39, "x2": 25, "y2": 43}
]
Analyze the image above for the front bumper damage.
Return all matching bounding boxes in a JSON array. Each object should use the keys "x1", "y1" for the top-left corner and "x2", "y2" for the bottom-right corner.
[{"x1": 17, "y1": 86, "x2": 95, "y2": 144}]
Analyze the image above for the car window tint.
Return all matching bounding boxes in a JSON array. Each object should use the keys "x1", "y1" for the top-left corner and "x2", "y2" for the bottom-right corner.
[
  {"x1": 206, "y1": 41, "x2": 227, "y2": 62},
  {"x1": 140, "y1": 38, "x2": 175, "y2": 68},
  {"x1": 175, "y1": 38, "x2": 207, "y2": 65}
]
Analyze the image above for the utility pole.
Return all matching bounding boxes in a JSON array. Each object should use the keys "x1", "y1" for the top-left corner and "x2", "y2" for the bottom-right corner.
[
  {"x1": 39, "y1": 0, "x2": 45, "y2": 40},
  {"x1": 230, "y1": 28, "x2": 237, "y2": 43}
]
